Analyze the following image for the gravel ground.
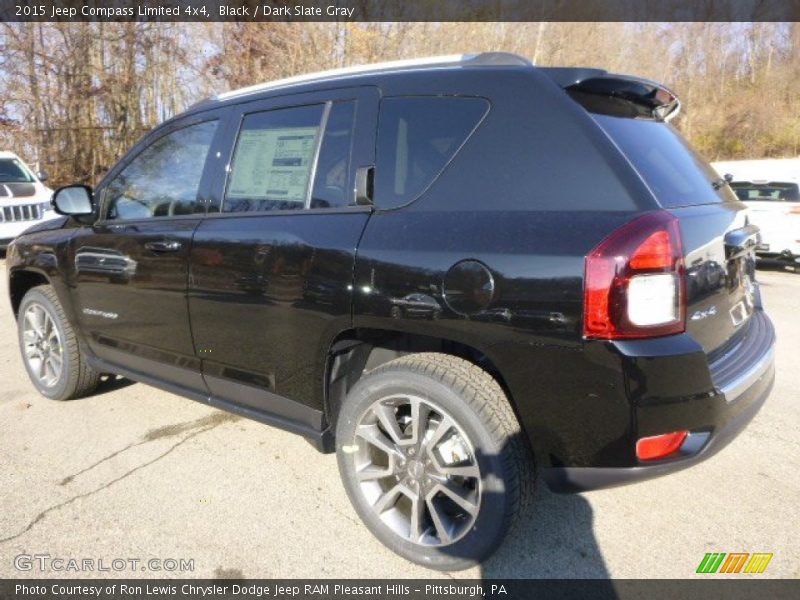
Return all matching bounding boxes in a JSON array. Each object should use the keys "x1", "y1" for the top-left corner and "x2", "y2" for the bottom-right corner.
[{"x1": 0, "y1": 258, "x2": 798, "y2": 579}]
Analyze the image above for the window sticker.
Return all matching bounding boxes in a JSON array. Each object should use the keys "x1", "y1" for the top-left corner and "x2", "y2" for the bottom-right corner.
[{"x1": 228, "y1": 126, "x2": 319, "y2": 204}]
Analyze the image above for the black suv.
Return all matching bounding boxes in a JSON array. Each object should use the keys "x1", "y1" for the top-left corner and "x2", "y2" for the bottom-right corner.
[{"x1": 7, "y1": 53, "x2": 775, "y2": 570}]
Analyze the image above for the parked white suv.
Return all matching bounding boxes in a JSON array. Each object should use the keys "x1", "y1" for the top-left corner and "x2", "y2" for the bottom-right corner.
[
  {"x1": 713, "y1": 158, "x2": 800, "y2": 266},
  {"x1": 0, "y1": 151, "x2": 60, "y2": 249}
]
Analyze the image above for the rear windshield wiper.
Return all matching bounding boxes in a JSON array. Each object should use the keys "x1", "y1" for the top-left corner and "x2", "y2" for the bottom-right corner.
[{"x1": 712, "y1": 173, "x2": 733, "y2": 190}]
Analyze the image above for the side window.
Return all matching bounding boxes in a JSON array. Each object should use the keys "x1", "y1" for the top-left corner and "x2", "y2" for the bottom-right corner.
[
  {"x1": 106, "y1": 120, "x2": 217, "y2": 220},
  {"x1": 375, "y1": 97, "x2": 489, "y2": 209},
  {"x1": 310, "y1": 101, "x2": 356, "y2": 208},
  {"x1": 224, "y1": 104, "x2": 324, "y2": 213}
]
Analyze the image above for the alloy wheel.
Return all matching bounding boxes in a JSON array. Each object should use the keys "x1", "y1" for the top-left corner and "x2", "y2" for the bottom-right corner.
[
  {"x1": 22, "y1": 302, "x2": 64, "y2": 388},
  {"x1": 352, "y1": 394, "x2": 481, "y2": 547}
]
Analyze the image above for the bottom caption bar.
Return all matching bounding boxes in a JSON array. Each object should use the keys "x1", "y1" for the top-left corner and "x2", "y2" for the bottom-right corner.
[{"x1": 1, "y1": 579, "x2": 797, "y2": 600}]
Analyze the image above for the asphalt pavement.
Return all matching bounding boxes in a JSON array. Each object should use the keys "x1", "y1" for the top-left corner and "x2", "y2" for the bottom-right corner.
[{"x1": 0, "y1": 259, "x2": 798, "y2": 579}]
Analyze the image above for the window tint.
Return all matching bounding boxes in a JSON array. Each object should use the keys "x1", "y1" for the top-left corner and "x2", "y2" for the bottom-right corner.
[
  {"x1": 310, "y1": 101, "x2": 356, "y2": 208},
  {"x1": 224, "y1": 104, "x2": 324, "y2": 212},
  {"x1": 593, "y1": 114, "x2": 734, "y2": 208},
  {"x1": 0, "y1": 158, "x2": 33, "y2": 183},
  {"x1": 106, "y1": 120, "x2": 217, "y2": 220},
  {"x1": 375, "y1": 97, "x2": 489, "y2": 209}
]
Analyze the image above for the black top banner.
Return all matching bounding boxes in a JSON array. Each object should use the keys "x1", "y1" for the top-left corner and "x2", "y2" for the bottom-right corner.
[{"x1": 1, "y1": 0, "x2": 799, "y2": 22}]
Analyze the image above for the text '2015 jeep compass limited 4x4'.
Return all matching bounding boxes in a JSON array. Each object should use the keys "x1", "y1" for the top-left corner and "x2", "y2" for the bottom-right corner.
[{"x1": 7, "y1": 53, "x2": 775, "y2": 570}]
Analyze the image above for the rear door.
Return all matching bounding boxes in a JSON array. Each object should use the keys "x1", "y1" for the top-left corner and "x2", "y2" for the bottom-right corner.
[
  {"x1": 188, "y1": 87, "x2": 378, "y2": 428},
  {"x1": 592, "y1": 114, "x2": 759, "y2": 353}
]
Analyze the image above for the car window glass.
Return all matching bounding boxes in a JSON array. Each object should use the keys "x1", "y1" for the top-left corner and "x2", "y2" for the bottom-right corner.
[
  {"x1": 224, "y1": 104, "x2": 324, "y2": 213},
  {"x1": 310, "y1": 101, "x2": 356, "y2": 209},
  {"x1": 0, "y1": 158, "x2": 34, "y2": 183},
  {"x1": 592, "y1": 114, "x2": 735, "y2": 208},
  {"x1": 730, "y1": 181, "x2": 800, "y2": 202},
  {"x1": 106, "y1": 120, "x2": 217, "y2": 220},
  {"x1": 375, "y1": 97, "x2": 489, "y2": 209}
]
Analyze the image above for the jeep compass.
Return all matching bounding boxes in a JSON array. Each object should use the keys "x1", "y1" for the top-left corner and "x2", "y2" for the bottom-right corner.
[{"x1": 6, "y1": 53, "x2": 775, "y2": 570}]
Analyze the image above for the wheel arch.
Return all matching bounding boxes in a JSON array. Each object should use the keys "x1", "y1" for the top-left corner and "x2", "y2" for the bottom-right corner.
[
  {"x1": 323, "y1": 328, "x2": 524, "y2": 442},
  {"x1": 9, "y1": 268, "x2": 51, "y2": 317}
]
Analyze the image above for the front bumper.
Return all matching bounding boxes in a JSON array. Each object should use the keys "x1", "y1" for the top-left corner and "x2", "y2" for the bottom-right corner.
[
  {"x1": 0, "y1": 213, "x2": 57, "y2": 248},
  {"x1": 543, "y1": 309, "x2": 775, "y2": 492}
]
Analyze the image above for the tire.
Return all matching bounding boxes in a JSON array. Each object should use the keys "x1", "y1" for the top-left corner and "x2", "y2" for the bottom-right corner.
[
  {"x1": 17, "y1": 285, "x2": 100, "y2": 401},
  {"x1": 335, "y1": 352, "x2": 535, "y2": 570}
]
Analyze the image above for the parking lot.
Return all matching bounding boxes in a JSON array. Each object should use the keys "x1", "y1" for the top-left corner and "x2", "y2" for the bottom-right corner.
[{"x1": 0, "y1": 258, "x2": 798, "y2": 579}]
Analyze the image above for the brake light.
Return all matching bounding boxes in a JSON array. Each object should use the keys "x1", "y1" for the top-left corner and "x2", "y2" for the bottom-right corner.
[
  {"x1": 628, "y1": 231, "x2": 672, "y2": 269},
  {"x1": 584, "y1": 211, "x2": 685, "y2": 339},
  {"x1": 636, "y1": 430, "x2": 688, "y2": 461}
]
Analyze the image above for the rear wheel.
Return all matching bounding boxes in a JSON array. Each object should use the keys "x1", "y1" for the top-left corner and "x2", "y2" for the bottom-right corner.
[
  {"x1": 335, "y1": 353, "x2": 534, "y2": 570},
  {"x1": 18, "y1": 285, "x2": 100, "y2": 401}
]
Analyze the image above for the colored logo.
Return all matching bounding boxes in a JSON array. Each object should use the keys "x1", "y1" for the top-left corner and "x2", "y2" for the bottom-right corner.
[{"x1": 697, "y1": 552, "x2": 773, "y2": 574}]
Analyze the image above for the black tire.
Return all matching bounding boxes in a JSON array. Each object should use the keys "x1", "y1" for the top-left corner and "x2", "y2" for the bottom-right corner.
[
  {"x1": 17, "y1": 285, "x2": 100, "y2": 401},
  {"x1": 335, "y1": 352, "x2": 535, "y2": 570}
]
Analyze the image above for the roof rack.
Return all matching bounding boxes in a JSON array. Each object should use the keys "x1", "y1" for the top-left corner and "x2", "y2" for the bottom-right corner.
[{"x1": 209, "y1": 52, "x2": 531, "y2": 104}]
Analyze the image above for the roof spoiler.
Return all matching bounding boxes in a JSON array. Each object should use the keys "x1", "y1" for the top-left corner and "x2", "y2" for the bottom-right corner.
[{"x1": 539, "y1": 67, "x2": 681, "y2": 122}]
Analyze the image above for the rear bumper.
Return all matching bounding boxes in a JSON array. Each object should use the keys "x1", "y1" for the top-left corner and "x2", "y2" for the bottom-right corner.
[
  {"x1": 544, "y1": 364, "x2": 773, "y2": 491},
  {"x1": 543, "y1": 309, "x2": 775, "y2": 492}
]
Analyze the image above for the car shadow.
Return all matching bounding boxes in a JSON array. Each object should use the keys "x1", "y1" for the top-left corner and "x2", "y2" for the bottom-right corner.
[
  {"x1": 481, "y1": 485, "x2": 609, "y2": 579},
  {"x1": 429, "y1": 431, "x2": 612, "y2": 582},
  {"x1": 91, "y1": 373, "x2": 137, "y2": 396}
]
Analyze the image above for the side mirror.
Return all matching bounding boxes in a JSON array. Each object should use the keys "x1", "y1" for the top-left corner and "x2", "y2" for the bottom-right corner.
[
  {"x1": 36, "y1": 170, "x2": 49, "y2": 183},
  {"x1": 52, "y1": 185, "x2": 94, "y2": 217},
  {"x1": 724, "y1": 173, "x2": 734, "y2": 183}
]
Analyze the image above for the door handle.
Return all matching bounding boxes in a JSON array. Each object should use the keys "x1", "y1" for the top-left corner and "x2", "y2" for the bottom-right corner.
[
  {"x1": 355, "y1": 165, "x2": 374, "y2": 206},
  {"x1": 145, "y1": 240, "x2": 182, "y2": 253}
]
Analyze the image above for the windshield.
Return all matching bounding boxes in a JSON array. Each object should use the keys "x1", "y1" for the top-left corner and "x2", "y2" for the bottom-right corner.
[
  {"x1": 730, "y1": 181, "x2": 800, "y2": 202},
  {"x1": 0, "y1": 158, "x2": 34, "y2": 183},
  {"x1": 592, "y1": 114, "x2": 736, "y2": 208}
]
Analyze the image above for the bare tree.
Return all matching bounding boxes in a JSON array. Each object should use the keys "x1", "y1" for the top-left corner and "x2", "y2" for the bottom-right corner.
[{"x1": 1, "y1": 22, "x2": 797, "y2": 186}]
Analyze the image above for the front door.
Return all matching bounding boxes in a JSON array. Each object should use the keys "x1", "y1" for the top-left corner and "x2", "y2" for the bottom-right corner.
[
  {"x1": 188, "y1": 88, "x2": 378, "y2": 432},
  {"x1": 70, "y1": 113, "x2": 227, "y2": 393}
]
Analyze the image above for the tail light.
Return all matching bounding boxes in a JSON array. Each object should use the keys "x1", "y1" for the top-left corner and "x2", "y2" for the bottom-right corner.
[{"x1": 584, "y1": 211, "x2": 685, "y2": 339}]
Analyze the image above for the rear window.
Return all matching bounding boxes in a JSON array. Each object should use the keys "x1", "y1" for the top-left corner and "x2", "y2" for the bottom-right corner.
[
  {"x1": 375, "y1": 96, "x2": 489, "y2": 209},
  {"x1": 730, "y1": 181, "x2": 800, "y2": 202},
  {"x1": 593, "y1": 114, "x2": 734, "y2": 208}
]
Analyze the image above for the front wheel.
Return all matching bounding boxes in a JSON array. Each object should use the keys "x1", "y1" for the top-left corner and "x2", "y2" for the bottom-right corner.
[
  {"x1": 335, "y1": 353, "x2": 534, "y2": 570},
  {"x1": 17, "y1": 285, "x2": 100, "y2": 401}
]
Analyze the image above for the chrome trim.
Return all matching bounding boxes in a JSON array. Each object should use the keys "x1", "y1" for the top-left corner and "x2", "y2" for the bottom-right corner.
[
  {"x1": 720, "y1": 346, "x2": 774, "y2": 403},
  {"x1": 0, "y1": 202, "x2": 44, "y2": 223},
  {"x1": 304, "y1": 101, "x2": 331, "y2": 209}
]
